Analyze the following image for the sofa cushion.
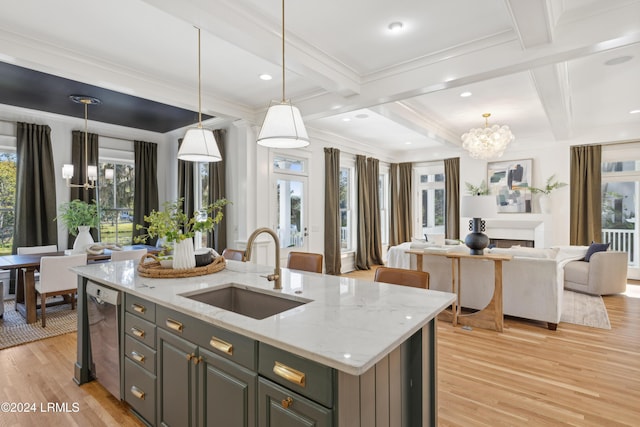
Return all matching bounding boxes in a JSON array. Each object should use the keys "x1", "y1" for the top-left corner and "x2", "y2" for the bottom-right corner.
[
  {"x1": 488, "y1": 246, "x2": 558, "y2": 259},
  {"x1": 584, "y1": 242, "x2": 610, "y2": 262},
  {"x1": 564, "y1": 260, "x2": 590, "y2": 284}
]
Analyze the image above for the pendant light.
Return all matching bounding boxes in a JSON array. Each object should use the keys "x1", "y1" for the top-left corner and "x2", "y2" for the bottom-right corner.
[
  {"x1": 63, "y1": 95, "x2": 106, "y2": 189},
  {"x1": 177, "y1": 27, "x2": 222, "y2": 162},
  {"x1": 257, "y1": 0, "x2": 309, "y2": 148}
]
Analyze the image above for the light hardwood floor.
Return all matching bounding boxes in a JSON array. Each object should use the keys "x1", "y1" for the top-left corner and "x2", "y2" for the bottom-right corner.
[{"x1": 1, "y1": 269, "x2": 639, "y2": 426}]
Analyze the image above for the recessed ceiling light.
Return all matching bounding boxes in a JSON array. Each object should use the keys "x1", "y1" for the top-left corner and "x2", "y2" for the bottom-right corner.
[
  {"x1": 460, "y1": 91, "x2": 472, "y2": 98},
  {"x1": 342, "y1": 117, "x2": 351, "y2": 122},
  {"x1": 388, "y1": 21, "x2": 404, "y2": 33},
  {"x1": 355, "y1": 113, "x2": 369, "y2": 119},
  {"x1": 630, "y1": 109, "x2": 640, "y2": 114},
  {"x1": 259, "y1": 74, "x2": 272, "y2": 81},
  {"x1": 405, "y1": 141, "x2": 412, "y2": 145},
  {"x1": 604, "y1": 56, "x2": 633, "y2": 66}
]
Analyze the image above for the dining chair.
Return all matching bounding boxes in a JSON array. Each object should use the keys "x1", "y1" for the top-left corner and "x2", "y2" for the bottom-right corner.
[
  {"x1": 17, "y1": 244, "x2": 58, "y2": 255},
  {"x1": 36, "y1": 253, "x2": 87, "y2": 327},
  {"x1": 15, "y1": 244, "x2": 59, "y2": 303},
  {"x1": 110, "y1": 248, "x2": 147, "y2": 263},
  {"x1": 222, "y1": 248, "x2": 245, "y2": 262},
  {"x1": 374, "y1": 266, "x2": 430, "y2": 289},
  {"x1": 287, "y1": 251, "x2": 323, "y2": 273}
]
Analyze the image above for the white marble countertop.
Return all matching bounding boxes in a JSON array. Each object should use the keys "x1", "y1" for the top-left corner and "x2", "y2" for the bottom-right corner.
[{"x1": 72, "y1": 260, "x2": 455, "y2": 375}]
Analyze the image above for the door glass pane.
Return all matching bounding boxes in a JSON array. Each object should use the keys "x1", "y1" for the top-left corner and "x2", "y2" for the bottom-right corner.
[
  {"x1": 602, "y1": 181, "x2": 637, "y2": 267},
  {"x1": 276, "y1": 178, "x2": 304, "y2": 249}
]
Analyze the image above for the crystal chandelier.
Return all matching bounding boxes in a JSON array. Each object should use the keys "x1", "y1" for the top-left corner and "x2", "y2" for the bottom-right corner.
[{"x1": 461, "y1": 113, "x2": 514, "y2": 160}]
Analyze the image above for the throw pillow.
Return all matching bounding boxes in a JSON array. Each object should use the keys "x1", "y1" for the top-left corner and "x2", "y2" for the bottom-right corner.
[{"x1": 584, "y1": 241, "x2": 610, "y2": 262}]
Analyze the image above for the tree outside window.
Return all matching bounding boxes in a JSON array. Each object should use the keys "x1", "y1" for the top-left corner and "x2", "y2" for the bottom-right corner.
[
  {"x1": 0, "y1": 152, "x2": 16, "y2": 255},
  {"x1": 98, "y1": 161, "x2": 135, "y2": 245}
]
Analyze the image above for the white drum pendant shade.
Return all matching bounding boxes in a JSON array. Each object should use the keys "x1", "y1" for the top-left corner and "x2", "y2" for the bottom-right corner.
[
  {"x1": 257, "y1": 102, "x2": 309, "y2": 148},
  {"x1": 178, "y1": 127, "x2": 222, "y2": 162}
]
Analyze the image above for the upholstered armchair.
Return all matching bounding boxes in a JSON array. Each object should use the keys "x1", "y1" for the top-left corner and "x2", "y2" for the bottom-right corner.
[{"x1": 564, "y1": 251, "x2": 628, "y2": 295}]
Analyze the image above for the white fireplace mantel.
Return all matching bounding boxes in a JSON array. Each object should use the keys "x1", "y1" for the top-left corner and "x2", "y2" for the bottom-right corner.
[{"x1": 462, "y1": 214, "x2": 552, "y2": 248}]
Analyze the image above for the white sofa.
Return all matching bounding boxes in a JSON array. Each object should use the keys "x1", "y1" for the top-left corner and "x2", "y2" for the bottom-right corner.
[{"x1": 387, "y1": 243, "x2": 587, "y2": 330}]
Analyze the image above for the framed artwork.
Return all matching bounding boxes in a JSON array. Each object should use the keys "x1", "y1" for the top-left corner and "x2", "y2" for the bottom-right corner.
[{"x1": 487, "y1": 159, "x2": 532, "y2": 213}]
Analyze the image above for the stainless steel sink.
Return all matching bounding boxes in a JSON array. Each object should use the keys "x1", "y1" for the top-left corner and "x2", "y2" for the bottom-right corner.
[{"x1": 180, "y1": 284, "x2": 310, "y2": 320}]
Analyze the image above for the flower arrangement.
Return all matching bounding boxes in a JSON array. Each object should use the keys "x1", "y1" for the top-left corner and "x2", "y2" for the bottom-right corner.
[
  {"x1": 464, "y1": 180, "x2": 490, "y2": 196},
  {"x1": 56, "y1": 199, "x2": 99, "y2": 236},
  {"x1": 134, "y1": 198, "x2": 229, "y2": 245},
  {"x1": 530, "y1": 174, "x2": 567, "y2": 195}
]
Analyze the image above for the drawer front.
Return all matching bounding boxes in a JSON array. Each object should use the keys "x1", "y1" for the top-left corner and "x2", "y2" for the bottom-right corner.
[
  {"x1": 125, "y1": 294, "x2": 156, "y2": 323},
  {"x1": 125, "y1": 312, "x2": 156, "y2": 348},
  {"x1": 258, "y1": 377, "x2": 333, "y2": 427},
  {"x1": 124, "y1": 335, "x2": 156, "y2": 374},
  {"x1": 156, "y1": 304, "x2": 257, "y2": 370},
  {"x1": 258, "y1": 343, "x2": 334, "y2": 408},
  {"x1": 124, "y1": 358, "x2": 156, "y2": 426}
]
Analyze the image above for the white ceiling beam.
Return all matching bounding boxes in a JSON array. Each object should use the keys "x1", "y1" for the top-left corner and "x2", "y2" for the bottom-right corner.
[{"x1": 141, "y1": 0, "x2": 361, "y2": 97}]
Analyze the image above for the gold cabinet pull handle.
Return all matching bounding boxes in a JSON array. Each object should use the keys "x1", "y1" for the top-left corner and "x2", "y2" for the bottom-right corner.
[
  {"x1": 281, "y1": 397, "x2": 293, "y2": 409},
  {"x1": 193, "y1": 356, "x2": 203, "y2": 365},
  {"x1": 131, "y1": 351, "x2": 145, "y2": 363},
  {"x1": 131, "y1": 327, "x2": 145, "y2": 338},
  {"x1": 210, "y1": 336, "x2": 233, "y2": 355},
  {"x1": 186, "y1": 353, "x2": 195, "y2": 361},
  {"x1": 273, "y1": 361, "x2": 305, "y2": 387},
  {"x1": 132, "y1": 303, "x2": 146, "y2": 314},
  {"x1": 130, "y1": 386, "x2": 145, "y2": 400},
  {"x1": 166, "y1": 318, "x2": 184, "y2": 332}
]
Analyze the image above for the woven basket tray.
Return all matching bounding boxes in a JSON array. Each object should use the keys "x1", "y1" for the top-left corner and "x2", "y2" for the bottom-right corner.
[{"x1": 137, "y1": 253, "x2": 226, "y2": 278}]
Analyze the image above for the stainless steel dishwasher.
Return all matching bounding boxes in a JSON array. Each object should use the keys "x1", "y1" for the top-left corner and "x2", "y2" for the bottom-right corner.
[{"x1": 86, "y1": 281, "x2": 121, "y2": 400}]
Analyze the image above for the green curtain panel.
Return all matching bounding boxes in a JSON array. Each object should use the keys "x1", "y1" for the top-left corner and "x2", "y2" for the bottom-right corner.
[
  {"x1": 390, "y1": 163, "x2": 412, "y2": 246},
  {"x1": 355, "y1": 155, "x2": 370, "y2": 270},
  {"x1": 178, "y1": 138, "x2": 195, "y2": 233},
  {"x1": 132, "y1": 140, "x2": 159, "y2": 245},
  {"x1": 444, "y1": 157, "x2": 460, "y2": 240},
  {"x1": 570, "y1": 145, "x2": 602, "y2": 245},
  {"x1": 324, "y1": 147, "x2": 341, "y2": 275},
  {"x1": 367, "y1": 157, "x2": 384, "y2": 265},
  {"x1": 12, "y1": 122, "x2": 58, "y2": 292},
  {"x1": 208, "y1": 129, "x2": 227, "y2": 252},
  {"x1": 68, "y1": 130, "x2": 99, "y2": 247}
]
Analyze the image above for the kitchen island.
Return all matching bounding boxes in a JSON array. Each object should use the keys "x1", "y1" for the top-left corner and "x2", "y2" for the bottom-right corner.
[{"x1": 73, "y1": 259, "x2": 455, "y2": 426}]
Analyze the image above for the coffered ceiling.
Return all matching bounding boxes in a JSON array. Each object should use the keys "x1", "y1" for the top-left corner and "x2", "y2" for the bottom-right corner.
[{"x1": 0, "y1": 0, "x2": 638, "y2": 158}]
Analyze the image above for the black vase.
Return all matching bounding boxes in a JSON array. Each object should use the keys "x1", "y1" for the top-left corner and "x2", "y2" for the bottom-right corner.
[{"x1": 465, "y1": 218, "x2": 489, "y2": 255}]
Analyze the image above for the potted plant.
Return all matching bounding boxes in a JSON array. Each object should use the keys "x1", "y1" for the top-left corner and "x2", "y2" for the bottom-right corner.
[
  {"x1": 530, "y1": 174, "x2": 567, "y2": 213},
  {"x1": 135, "y1": 198, "x2": 229, "y2": 269},
  {"x1": 56, "y1": 199, "x2": 99, "y2": 253}
]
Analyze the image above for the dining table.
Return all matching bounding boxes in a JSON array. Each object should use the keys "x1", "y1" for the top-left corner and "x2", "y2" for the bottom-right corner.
[{"x1": 0, "y1": 245, "x2": 158, "y2": 324}]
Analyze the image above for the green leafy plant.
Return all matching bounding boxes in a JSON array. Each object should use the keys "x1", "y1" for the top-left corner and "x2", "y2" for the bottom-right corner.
[
  {"x1": 56, "y1": 199, "x2": 99, "y2": 236},
  {"x1": 530, "y1": 174, "x2": 567, "y2": 195},
  {"x1": 134, "y1": 198, "x2": 229, "y2": 245},
  {"x1": 464, "y1": 180, "x2": 489, "y2": 196}
]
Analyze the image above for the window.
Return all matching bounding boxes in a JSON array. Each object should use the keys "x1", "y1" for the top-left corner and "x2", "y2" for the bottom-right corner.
[
  {"x1": 601, "y1": 156, "x2": 639, "y2": 270},
  {"x1": 379, "y1": 171, "x2": 389, "y2": 245},
  {"x1": 195, "y1": 163, "x2": 210, "y2": 249},
  {"x1": 416, "y1": 164, "x2": 445, "y2": 239},
  {"x1": 98, "y1": 161, "x2": 134, "y2": 245},
  {"x1": 0, "y1": 152, "x2": 16, "y2": 255},
  {"x1": 339, "y1": 166, "x2": 353, "y2": 251}
]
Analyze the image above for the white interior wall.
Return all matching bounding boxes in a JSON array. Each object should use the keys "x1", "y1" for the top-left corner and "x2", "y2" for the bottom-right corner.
[{"x1": 0, "y1": 103, "x2": 169, "y2": 251}]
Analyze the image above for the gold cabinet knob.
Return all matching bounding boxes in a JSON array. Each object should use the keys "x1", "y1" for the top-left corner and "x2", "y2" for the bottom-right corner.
[{"x1": 281, "y1": 397, "x2": 293, "y2": 409}]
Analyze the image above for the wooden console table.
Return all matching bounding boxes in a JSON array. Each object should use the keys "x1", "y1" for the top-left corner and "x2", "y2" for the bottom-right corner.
[{"x1": 406, "y1": 250, "x2": 512, "y2": 332}]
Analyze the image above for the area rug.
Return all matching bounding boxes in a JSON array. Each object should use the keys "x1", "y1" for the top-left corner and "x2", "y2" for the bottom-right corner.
[
  {"x1": 0, "y1": 299, "x2": 77, "y2": 350},
  {"x1": 560, "y1": 289, "x2": 611, "y2": 329}
]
